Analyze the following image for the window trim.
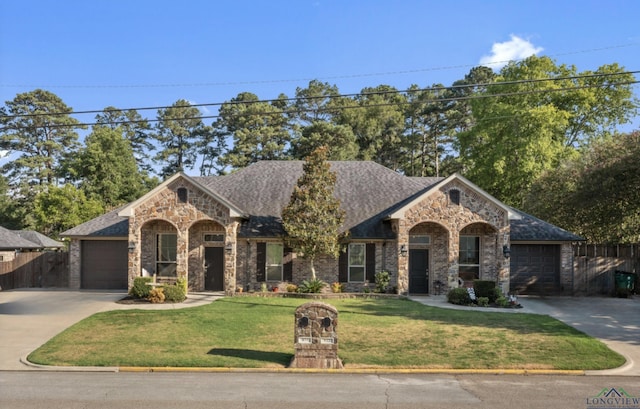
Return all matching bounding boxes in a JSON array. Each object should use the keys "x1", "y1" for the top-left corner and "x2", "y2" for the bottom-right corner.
[
  {"x1": 348, "y1": 243, "x2": 366, "y2": 283},
  {"x1": 458, "y1": 235, "x2": 480, "y2": 282},
  {"x1": 265, "y1": 242, "x2": 284, "y2": 281},
  {"x1": 156, "y1": 233, "x2": 178, "y2": 277}
]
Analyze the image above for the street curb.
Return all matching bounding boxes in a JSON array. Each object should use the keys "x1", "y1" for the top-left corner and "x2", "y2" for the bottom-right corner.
[{"x1": 116, "y1": 367, "x2": 586, "y2": 376}]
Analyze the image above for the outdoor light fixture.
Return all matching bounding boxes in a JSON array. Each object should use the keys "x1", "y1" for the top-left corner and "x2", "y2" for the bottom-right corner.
[
  {"x1": 128, "y1": 242, "x2": 136, "y2": 253},
  {"x1": 400, "y1": 244, "x2": 408, "y2": 257},
  {"x1": 225, "y1": 242, "x2": 233, "y2": 253},
  {"x1": 503, "y1": 245, "x2": 511, "y2": 259}
]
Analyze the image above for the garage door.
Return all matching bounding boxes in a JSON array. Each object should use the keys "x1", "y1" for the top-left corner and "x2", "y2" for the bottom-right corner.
[
  {"x1": 81, "y1": 240, "x2": 128, "y2": 289},
  {"x1": 510, "y1": 244, "x2": 561, "y2": 295}
]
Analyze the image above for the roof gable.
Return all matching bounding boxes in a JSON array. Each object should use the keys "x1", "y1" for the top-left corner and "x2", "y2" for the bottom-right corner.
[
  {"x1": 387, "y1": 173, "x2": 515, "y2": 220},
  {"x1": 118, "y1": 172, "x2": 247, "y2": 218}
]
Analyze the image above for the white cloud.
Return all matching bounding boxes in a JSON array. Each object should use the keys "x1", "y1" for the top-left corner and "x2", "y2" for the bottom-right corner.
[
  {"x1": 479, "y1": 35, "x2": 543, "y2": 70},
  {"x1": 187, "y1": 100, "x2": 210, "y2": 115}
]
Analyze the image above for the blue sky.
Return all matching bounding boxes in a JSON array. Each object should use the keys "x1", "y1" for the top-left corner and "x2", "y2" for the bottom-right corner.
[{"x1": 1, "y1": 0, "x2": 639, "y2": 130}]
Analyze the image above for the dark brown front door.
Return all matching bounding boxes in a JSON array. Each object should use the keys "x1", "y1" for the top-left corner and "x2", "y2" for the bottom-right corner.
[
  {"x1": 204, "y1": 247, "x2": 224, "y2": 291},
  {"x1": 409, "y1": 249, "x2": 429, "y2": 294}
]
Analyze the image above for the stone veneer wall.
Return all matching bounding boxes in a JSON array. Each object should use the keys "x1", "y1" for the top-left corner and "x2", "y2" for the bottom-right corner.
[
  {"x1": 396, "y1": 181, "x2": 510, "y2": 295},
  {"x1": 128, "y1": 178, "x2": 240, "y2": 294}
]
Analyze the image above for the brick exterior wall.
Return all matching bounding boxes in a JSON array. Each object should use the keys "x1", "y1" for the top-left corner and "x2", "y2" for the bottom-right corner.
[{"x1": 68, "y1": 239, "x2": 81, "y2": 289}]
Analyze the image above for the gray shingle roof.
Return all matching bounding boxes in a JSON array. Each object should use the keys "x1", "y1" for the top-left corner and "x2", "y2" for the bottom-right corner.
[
  {"x1": 60, "y1": 161, "x2": 582, "y2": 242},
  {"x1": 197, "y1": 161, "x2": 430, "y2": 238},
  {"x1": 12, "y1": 231, "x2": 65, "y2": 248},
  {"x1": 0, "y1": 226, "x2": 42, "y2": 250},
  {"x1": 509, "y1": 208, "x2": 584, "y2": 242},
  {"x1": 61, "y1": 205, "x2": 129, "y2": 237}
]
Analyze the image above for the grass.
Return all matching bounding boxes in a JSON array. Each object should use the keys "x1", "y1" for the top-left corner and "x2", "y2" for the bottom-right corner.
[{"x1": 28, "y1": 297, "x2": 625, "y2": 370}]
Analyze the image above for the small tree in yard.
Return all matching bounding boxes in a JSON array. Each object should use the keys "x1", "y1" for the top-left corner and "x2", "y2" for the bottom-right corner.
[{"x1": 282, "y1": 146, "x2": 346, "y2": 280}]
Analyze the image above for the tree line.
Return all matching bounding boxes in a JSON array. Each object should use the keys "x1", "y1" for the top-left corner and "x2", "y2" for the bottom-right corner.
[{"x1": 0, "y1": 55, "x2": 638, "y2": 243}]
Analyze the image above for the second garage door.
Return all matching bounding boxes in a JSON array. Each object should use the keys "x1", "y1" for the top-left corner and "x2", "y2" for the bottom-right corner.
[
  {"x1": 510, "y1": 244, "x2": 561, "y2": 295},
  {"x1": 81, "y1": 240, "x2": 128, "y2": 289}
]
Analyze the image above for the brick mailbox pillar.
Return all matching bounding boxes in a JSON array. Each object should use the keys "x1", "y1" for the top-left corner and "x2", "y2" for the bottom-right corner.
[{"x1": 289, "y1": 302, "x2": 344, "y2": 369}]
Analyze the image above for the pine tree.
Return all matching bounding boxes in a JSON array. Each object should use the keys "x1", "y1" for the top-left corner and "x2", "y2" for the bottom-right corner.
[{"x1": 282, "y1": 146, "x2": 346, "y2": 280}]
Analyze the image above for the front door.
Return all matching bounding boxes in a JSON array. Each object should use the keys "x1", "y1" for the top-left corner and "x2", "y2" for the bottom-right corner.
[
  {"x1": 204, "y1": 247, "x2": 224, "y2": 291},
  {"x1": 409, "y1": 249, "x2": 429, "y2": 294}
]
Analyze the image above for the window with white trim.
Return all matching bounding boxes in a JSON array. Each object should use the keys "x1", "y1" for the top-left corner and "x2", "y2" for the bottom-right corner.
[
  {"x1": 157, "y1": 233, "x2": 177, "y2": 276},
  {"x1": 266, "y1": 243, "x2": 283, "y2": 281},
  {"x1": 203, "y1": 233, "x2": 224, "y2": 243},
  {"x1": 348, "y1": 243, "x2": 366, "y2": 282},
  {"x1": 458, "y1": 236, "x2": 480, "y2": 284}
]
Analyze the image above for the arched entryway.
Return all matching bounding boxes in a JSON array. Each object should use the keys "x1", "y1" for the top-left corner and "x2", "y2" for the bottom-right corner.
[
  {"x1": 189, "y1": 220, "x2": 226, "y2": 291},
  {"x1": 140, "y1": 219, "x2": 179, "y2": 279},
  {"x1": 458, "y1": 222, "x2": 500, "y2": 287},
  {"x1": 408, "y1": 222, "x2": 448, "y2": 294}
]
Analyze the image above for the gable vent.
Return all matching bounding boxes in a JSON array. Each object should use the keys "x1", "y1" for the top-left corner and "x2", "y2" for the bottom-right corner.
[{"x1": 177, "y1": 187, "x2": 188, "y2": 203}]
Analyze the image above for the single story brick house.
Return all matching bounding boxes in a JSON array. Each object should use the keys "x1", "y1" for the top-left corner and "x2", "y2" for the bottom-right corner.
[
  {"x1": 61, "y1": 161, "x2": 582, "y2": 295},
  {"x1": 0, "y1": 226, "x2": 65, "y2": 262}
]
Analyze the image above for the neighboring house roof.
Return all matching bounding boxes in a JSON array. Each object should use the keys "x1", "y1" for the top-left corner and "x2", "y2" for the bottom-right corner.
[
  {"x1": 60, "y1": 161, "x2": 582, "y2": 242},
  {"x1": 509, "y1": 208, "x2": 584, "y2": 242},
  {"x1": 0, "y1": 226, "x2": 45, "y2": 250},
  {"x1": 12, "y1": 230, "x2": 65, "y2": 249}
]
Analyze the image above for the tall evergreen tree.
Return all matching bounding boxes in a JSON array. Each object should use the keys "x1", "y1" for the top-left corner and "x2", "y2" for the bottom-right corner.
[
  {"x1": 282, "y1": 146, "x2": 345, "y2": 280},
  {"x1": 153, "y1": 99, "x2": 204, "y2": 177}
]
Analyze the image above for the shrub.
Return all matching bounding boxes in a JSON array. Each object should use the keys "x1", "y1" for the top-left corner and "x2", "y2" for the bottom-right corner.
[
  {"x1": 496, "y1": 296, "x2": 509, "y2": 307},
  {"x1": 490, "y1": 287, "x2": 503, "y2": 304},
  {"x1": 163, "y1": 284, "x2": 186, "y2": 303},
  {"x1": 176, "y1": 277, "x2": 188, "y2": 294},
  {"x1": 447, "y1": 287, "x2": 471, "y2": 305},
  {"x1": 148, "y1": 288, "x2": 165, "y2": 303},
  {"x1": 298, "y1": 279, "x2": 327, "y2": 293},
  {"x1": 473, "y1": 280, "x2": 496, "y2": 300},
  {"x1": 374, "y1": 271, "x2": 391, "y2": 293},
  {"x1": 477, "y1": 297, "x2": 490, "y2": 307},
  {"x1": 130, "y1": 277, "x2": 153, "y2": 299},
  {"x1": 286, "y1": 283, "x2": 298, "y2": 293},
  {"x1": 331, "y1": 282, "x2": 344, "y2": 293}
]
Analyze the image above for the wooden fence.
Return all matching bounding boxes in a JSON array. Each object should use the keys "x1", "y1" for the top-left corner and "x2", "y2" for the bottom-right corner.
[
  {"x1": 0, "y1": 252, "x2": 69, "y2": 290},
  {"x1": 572, "y1": 243, "x2": 639, "y2": 295}
]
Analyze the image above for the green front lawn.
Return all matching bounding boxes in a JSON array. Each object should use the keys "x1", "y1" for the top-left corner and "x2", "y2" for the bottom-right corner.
[{"x1": 28, "y1": 297, "x2": 625, "y2": 370}]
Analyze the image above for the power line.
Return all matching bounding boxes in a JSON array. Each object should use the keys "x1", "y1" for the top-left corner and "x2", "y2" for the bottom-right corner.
[
  {"x1": 2, "y1": 70, "x2": 638, "y2": 121},
  {"x1": 1, "y1": 43, "x2": 637, "y2": 90},
  {"x1": 1, "y1": 79, "x2": 638, "y2": 132}
]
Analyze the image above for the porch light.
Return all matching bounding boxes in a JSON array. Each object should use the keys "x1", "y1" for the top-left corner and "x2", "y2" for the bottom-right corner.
[
  {"x1": 128, "y1": 242, "x2": 136, "y2": 253},
  {"x1": 503, "y1": 245, "x2": 511, "y2": 259},
  {"x1": 400, "y1": 244, "x2": 408, "y2": 257},
  {"x1": 225, "y1": 242, "x2": 233, "y2": 253}
]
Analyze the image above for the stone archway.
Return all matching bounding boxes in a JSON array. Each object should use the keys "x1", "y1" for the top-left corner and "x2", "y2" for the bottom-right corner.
[
  {"x1": 188, "y1": 220, "x2": 226, "y2": 291},
  {"x1": 408, "y1": 222, "x2": 449, "y2": 295}
]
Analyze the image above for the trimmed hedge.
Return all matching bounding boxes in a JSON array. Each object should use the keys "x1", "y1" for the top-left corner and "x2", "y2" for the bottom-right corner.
[
  {"x1": 473, "y1": 280, "x2": 497, "y2": 302},
  {"x1": 447, "y1": 287, "x2": 471, "y2": 305}
]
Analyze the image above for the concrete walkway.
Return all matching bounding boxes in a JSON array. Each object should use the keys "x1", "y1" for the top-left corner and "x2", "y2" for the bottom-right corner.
[{"x1": 409, "y1": 295, "x2": 640, "y2": 376}]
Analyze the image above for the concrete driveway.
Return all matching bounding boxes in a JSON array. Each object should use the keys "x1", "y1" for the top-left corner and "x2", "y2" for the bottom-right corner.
[
  {"x1": 411, "y1": 295, "x2": 640, "y2": 376},
  {"x1": 0, "y1": 289, "x2": 221, "y2": 370}
]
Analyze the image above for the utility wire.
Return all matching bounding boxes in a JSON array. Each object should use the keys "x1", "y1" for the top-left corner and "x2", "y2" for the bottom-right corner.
[
  {"x1": 1, "y1": 43, "x2": 637, "y2": 89},
  {"x1": 2, "y1": 70, "x2": 638, "y2": 121},
  {"x1": 1, "y1": 80, "x2": 638, "y2": 132}
]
